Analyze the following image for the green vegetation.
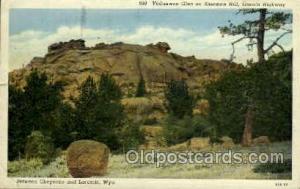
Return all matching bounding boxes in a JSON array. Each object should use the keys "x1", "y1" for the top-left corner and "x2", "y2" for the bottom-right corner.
[
  {"x1": 163, "y1": 115, "x2": 215, "y2": 145},
  {"x1": 7, "y1": 9, "x2": 293, "y2": 177},
  {"x1": 9, "y1": 72, "x2": 144, "y2": 160},
  {"x1": 218, "y1": 8, "x2": 292, "y2": 146},
  {"x1": 8, "y1": 142, "x2": 292, "y2": 179},
  {"x1": 253, "y1": 159, "x2": 292, "y2": 173},
  {"x1": 135, "y1": 77, "x2": 146, "y2": 97},
  {"x1": 9, "y1": 70, "x2": 64, "y2": 161},
  {"x1": 218, "y1": 9, "x2": 292, "y2": 63},
  {"x1": 74, "y1": 74, "x2": 125, "y2": 151},
  {"x1": 165, "y1": 80, "x2": 195, "y2": 119},
  {"x1": 8, "y1": 51, "x2": 292, "y2": 161},
  {"x1": 205, "y1": 51, "x2": 292, "y2": 143},
  {"x1": 118, "y1": 122, "x2": 144, "y2": 153},
  {"x1": 8, "y1": 158, "x2": 44, "y2": 176},
  {"x1": 24, "y1": 131, "x2": 55, "y2": 164}
]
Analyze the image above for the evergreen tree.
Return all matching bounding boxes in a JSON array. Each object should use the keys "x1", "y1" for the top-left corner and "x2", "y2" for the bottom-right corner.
[
  {"x1": 135, "y1": 77, "x2": 146, "y2": 97},
  {"x1": 219, "y1": 9, "x2": 292, "y2": 63},
  {"x1": 9, "y1": 85, "x2": 27, "y2": 160},
  {"x1": 98, "y1": 73, "x2": 122, "y2": 101},
  {"x1": 8, "y1": 70, "x2": 63, "y2": 160},
  {"x1": 74, "y1": 76, "x2": 97, "y2": 138},
  {"x1": 94, "y1": 74, "x2": 124, "y2": 150},
  {"x1": 23, "y1": 70, "x2": 62, "y2": 132},
  {"x1": 75, "y1": 74, "x2": 124, "y2": 150},
  {"x1": 51, "y1": 103, "x2": 76, "y2": 149},
  {"x1": 218, "y1": 9, "x2": 292, "y2": 145},
  {"x1": 165, "y1": 80, "x2": 195, "y2": 119},
  {"x1": 205, "y1": 51, "x2": 292, "y2": 143}
]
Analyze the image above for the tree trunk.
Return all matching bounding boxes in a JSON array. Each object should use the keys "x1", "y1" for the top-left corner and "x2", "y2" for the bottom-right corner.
[
  {"x1": 242, "y1": 106, "x2": 254, "y2": 146},
  {"x1": 257, "y1": 9, "x2": 267, "y2": 63}
]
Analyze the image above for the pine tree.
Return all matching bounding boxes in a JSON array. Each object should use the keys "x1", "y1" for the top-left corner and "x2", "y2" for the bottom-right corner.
[
  {"x1": 74, "y1": 76, "x2": 98, "y2": 139},
  {"x1": 8, "y1": 70, "x2": 63, "y2": 160},
  {"x1": 135, "y1": 77, "x2": 146, "y2": 97},
  {"x1": 23, "y1": 70, "x2": 62, "y2": 132},
  {"x1": 165, "y1": 80, "x2": 195, "y2": 119},
  {"x1": 205, "y1": 51, "x2": 292, "y2": 143},
  {"x1": 218, "y1": 9, "x2": 292, "y2": 146},
  {"x1": 94, "y1": 74, "x2": 124, "y2": 150},
  {"x1": 74, "y1": 74, "x2": 124, "y2": 150},
  {"x1": 218, "y1": 9, "x2": 292, "y2": 63}
]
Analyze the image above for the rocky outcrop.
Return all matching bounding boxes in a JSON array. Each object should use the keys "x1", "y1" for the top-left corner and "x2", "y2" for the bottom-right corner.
[
  {"x1": 9, "y1": 39, "x2": 241, "y2": 102},
  {"x1": 48, "y1": 39, "x2": 86, "y2": 53},
  {"x1": 66, "y1": 140, "x2": 110, "y2": 178},
  {"x1": 146, "y1": 42, "x2": 171, "y2": 53}
]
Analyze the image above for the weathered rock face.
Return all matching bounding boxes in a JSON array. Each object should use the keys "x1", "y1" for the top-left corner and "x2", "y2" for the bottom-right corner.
[
  {"x1": 48, "y1": 39, "x2": 86, "y2": 53},
  {"x1": 66, "y1": 140, "x2": 110, "y2": 178},
  {"x1": 9, "y1": 39, "x2": 241, "y2": 101}
]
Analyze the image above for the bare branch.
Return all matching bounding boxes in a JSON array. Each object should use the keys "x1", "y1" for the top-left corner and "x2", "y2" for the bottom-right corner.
[
  {"x1": 264, "y1": 31, "x2": 292, "y2": 53},
  {"x1": 275, "y1": 43, "x2": 286, "y2": 53},
  {"x1": 232, "y1": 36, "x2": 248, "y2": 45},
  {"x1": 280, "y1": 28, "x2": 292, "y2": 32},
  {"x1": 229, "y1": 36, "x2": 257, "y2": 62}
]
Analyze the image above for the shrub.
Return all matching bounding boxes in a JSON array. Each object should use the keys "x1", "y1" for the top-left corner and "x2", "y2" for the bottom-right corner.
[
  {"x1": 7, "y1": 154, "x2": 69, "y2": 177},
  {"x1": 253, "y1": 159, "x2": 292, "y2": 173},
  {"x1": 118, "y1": 122, "x2": 144, "y2": 153},
  {"x1": 8, "y1": 158, "x2": 44, "y2": 175},
  {"x1": 143, "y1": 117, "x2": 158, "y2": 125},
  {"x1": 24, "y1": 131, "x2": 55, "y2": 164},
  {"x1": 121, "y1": 97, "x2": 153, "y2": 114},
  {"x1": 163, "y1": 115, "x2": 216, "y2": 145}
]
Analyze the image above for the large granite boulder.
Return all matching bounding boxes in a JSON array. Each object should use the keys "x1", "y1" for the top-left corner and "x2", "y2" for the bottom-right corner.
[{"x1": 66, "y1": 140, "x2": 110, "y2": 178}]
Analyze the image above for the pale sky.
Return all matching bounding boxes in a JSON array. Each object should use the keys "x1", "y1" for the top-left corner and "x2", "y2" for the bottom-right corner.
[{"x1": 9, "y1": 9, "x2": 292, "y2": 71}]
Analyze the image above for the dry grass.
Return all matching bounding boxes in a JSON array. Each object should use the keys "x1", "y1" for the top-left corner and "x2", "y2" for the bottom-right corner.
[
  {"x1": 106, "y1": 141, "x2": 291, "y2": 179},
  {"x1": 8, "y1": 141, "x2": 291, "y2": 179},
  {"x1": 122, "y1": 97, "x2": 153, "y2": 114}
]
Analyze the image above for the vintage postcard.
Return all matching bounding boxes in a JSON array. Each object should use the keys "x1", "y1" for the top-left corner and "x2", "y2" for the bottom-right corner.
[{"x1": 0, "y1": 0, "x2": 300, "y2": 188}]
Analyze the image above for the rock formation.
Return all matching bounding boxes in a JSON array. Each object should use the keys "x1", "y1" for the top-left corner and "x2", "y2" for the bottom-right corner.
[{"x1": 9, "y1": 39, "x2": 241, "y2": 103}]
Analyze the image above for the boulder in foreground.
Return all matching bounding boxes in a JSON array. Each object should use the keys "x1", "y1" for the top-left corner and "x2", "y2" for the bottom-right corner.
[{"x1": 67, "y1": 140, "x2": 110, "y2": 178}]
